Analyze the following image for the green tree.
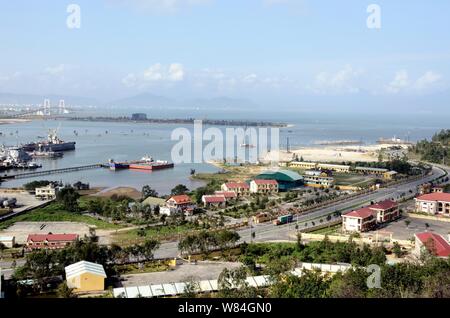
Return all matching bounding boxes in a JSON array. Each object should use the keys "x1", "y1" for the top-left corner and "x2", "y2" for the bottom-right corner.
[
  {"x1": 142, "y1": 185, "x2": 158, "y2": 199},
  {"x1": 57, "y1": 187, "x2": 80, "y2": 212},
  {"x1": 171, "y1": 184, "x2": 190, "y2": 196},
  {"x1": 57, "y1": 282, "x2": 77, "y2": 298}
]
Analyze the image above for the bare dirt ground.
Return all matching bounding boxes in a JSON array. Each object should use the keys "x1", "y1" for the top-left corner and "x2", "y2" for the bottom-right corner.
[
  {"x1": 92, "y1": 187, "x2": 142, "y2": 200},
  {"x1": 0, "y1": 221, "x2": 92, "y2": 244},
  {"x1": 119, "y1": 261, "x2": 242, "y2": 287},
  {"x1": 262, "y1": 144, "x2": 409, "y2": 163}
]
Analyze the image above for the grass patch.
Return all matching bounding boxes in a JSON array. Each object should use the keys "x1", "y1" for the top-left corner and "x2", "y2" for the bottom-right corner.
[
  {"x1": 0, "y1": 202, "x2": 121, "y2": 230},
  {"x1": 115, "y1": 260, "x2": 170, "y2": 275},
  {"x1": 112, "y1": 223, "x2": 199, "y2": 245},
  {"x1": 308, "y1": 224, "x2": 341, "y2": 235}
]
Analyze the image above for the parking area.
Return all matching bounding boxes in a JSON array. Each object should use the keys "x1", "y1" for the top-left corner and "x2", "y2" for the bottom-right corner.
[
  {"x1": 0, "y1": 221, "x2": 92, "y2": 244},
  {"x1": 119, "y1": 261, "x2": 241, "y2": 287},
  {"x1": 379, "y1": 216, "x2": 450, "y2": 241},
  {"x1": 0, "y1": 189, "x2": 50, "y2": 220}
]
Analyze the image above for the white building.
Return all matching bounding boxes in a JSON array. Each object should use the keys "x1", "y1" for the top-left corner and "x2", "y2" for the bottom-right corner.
[
  {"x1": 414, "y1": 193, "x2": 450, "y2": 216},
  {"x1": 35, "y1": 185, "x2": 57, "y2": 200},
  {"x1": 0, "y1": 236, "x2": 15, "y2": 248},
  {"x1": 303, "y1": 170, "x2": 335, "y2": 188}
]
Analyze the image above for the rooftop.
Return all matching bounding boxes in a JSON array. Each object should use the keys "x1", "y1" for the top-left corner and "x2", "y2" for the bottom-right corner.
[
  {"x1": 344, "y1": 207, "x2": 375, "y2": 219},
  {"x1": 27, "y1": 233, "x2": 79, "y2": 242},
  {"x1": 370, "y1": 199, "x2": 398, "y2": 210},
  {"x1": 65, "y1": 261, "x2": 107, "y2": 279},
  {"x1": 224, "y1": 182, "x2": 250, "y2": 189},
  {"x1": 415, "y1": 232, "x2": 450, "y2": 257},
  {"x1": 253, "y1": 179, "x2": 278, "y2": 185},
  {"x1": 202, "y1": 195, "x2": 226, "y2": 203},
  {"x1": 168, "y1": 195, "x2": 192, "y2": 204},
  {"x1": 415, "y1": 193, "x2": 450, "y2": 202}
]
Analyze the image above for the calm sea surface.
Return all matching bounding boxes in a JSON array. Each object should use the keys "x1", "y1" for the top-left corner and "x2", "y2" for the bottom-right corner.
[{"x1": 1, "y1": 109, "x2": 448, "y2": 194}]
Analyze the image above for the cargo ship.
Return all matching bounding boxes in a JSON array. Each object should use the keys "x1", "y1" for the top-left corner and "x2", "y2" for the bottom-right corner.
[
  {"x1": 109, "y1": 156, "x2": 174, "y2": 171},
  {"x1": 22, "y1": 129, "x2": 76, "y2": 152},
  {"x1": 108, "y1": 159, "x2": 130, "y2": 170}
]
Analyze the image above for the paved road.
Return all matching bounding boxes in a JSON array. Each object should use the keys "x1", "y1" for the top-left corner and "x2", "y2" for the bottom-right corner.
[{"x1": 154, "y1": 165, "x2": 448, "y2": 259}]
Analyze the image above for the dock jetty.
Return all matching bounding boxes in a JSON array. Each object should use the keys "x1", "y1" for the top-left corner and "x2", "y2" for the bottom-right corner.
[{"x1": 1, "y1": 164, "x2": 106, "y2": 180}]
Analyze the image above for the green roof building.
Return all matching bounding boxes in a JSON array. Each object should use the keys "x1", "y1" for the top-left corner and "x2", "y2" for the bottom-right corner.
[{"x1": 254, "y1": 169, "x2": 303, "y2": 191}]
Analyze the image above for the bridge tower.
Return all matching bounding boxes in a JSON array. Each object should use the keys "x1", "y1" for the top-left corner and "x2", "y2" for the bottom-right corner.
[
  {"x1": 58, "y1": 99, "x2": 66, "y2": 114},
  {"x1": 43, "y1": 99, "x2": 51, "y2": 116}
]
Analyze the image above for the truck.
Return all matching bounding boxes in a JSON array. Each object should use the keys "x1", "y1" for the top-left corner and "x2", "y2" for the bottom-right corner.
[{"x1": 273, "y1": 214, "x2": 293, "y2": 226}]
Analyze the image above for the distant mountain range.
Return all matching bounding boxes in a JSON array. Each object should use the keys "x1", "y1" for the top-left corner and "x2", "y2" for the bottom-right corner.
[{"x1": 105, "y1": 93, "x2": 259, "y2": 110}]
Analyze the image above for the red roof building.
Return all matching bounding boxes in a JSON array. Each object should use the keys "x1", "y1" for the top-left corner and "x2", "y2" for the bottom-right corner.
[
  {"x1": 221, "y1": 182, "x2": 250, "y2": 196},
  {"x1": 415, "y1": 193, "x2": 450, "y2": 216},
  {"x1": 26, "y1": 233, "x2": 79, "y2": 250},
  {"x1": 415, "y1": 232, "x2": 450, "y2": 258},
  {"x1": 342, "y1": 200, "x2": 400, "y2": 233},
  {"x1": 214, "y1": 191, "x2": 237, "y2": 199},
  {"x1": 166, "y1": 195, "x2": 195, "y2": 212},
  {"x1": 250, "y1": 179, "x2": 279, "y2": 194},
  {"x1": 202, "y1": 195, "x2": 226, "y2": 207}
]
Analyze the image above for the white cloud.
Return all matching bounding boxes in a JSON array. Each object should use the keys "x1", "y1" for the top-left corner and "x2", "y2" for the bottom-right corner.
[
  {"x1": 122, "y1": 73, "x2": 138, "y2": 87},
  {"x1": 123, "y1": 63, "x2": 185, "y2": 88},
  {"x1": 386, "y1": 70, "x2": 442, "y2": 94},
  {"x1": 44, "y1": 64, "x2": 75, "y2": 76},
  {"x1": 386, "y1": 70, "x2": 409, "y2": 93},
  {"x1": 168, "y1": 63, "x2": 185, "y2": 81},
  {"x1": 414, "y1": 71, "x2": 442, "y2": 90},
  {"x1": 310, "y1": 65, "x2": 363, "y2": 94},
  {"x1": 143, "y1": 63, "x2": 165, "y2": 81}
]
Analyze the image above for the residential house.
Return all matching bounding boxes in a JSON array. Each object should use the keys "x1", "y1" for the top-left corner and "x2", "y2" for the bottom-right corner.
[{"x1": 165, "y1": 195, "x2": 196, "y2": 216}]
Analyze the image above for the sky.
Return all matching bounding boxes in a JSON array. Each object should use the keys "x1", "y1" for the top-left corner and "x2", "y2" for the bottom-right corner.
[{"x1": 0, "y1": 0, "x2": 449, "y2": 112}]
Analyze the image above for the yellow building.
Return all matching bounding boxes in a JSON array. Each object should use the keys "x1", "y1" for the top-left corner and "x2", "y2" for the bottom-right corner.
[{"x1": 65, "y1": 261, "x2": 107, "y2": 292}]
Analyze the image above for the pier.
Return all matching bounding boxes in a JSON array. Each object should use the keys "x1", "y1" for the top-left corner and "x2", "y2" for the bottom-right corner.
[{"x1": 1, "y1": 164, "x2": 106, "y2": 180}]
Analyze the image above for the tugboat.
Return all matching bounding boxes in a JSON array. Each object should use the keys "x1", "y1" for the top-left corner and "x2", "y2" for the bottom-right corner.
[{"x1": 21, "y1": 129, "x2": 76, "y2": 152}]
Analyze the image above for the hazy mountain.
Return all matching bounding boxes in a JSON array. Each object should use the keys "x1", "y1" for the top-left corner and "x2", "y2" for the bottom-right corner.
[
  {"x1": 105, "y1": 94, "x2": 259, "y2": 110},
  {"x1": 106, "y1": 93, "x2": 179, "y2": 108},
  {"x1": 0, "y1": 92, "x2": 98, "y2": 106},
  {"x1": 186, "y1": 96, "x2": 259, "y2": 110}
]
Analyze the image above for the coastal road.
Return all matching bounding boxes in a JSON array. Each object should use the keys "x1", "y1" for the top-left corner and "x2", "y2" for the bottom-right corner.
[{"x1": 154, "y1": 164, "x2": 448, "y2": 259}]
